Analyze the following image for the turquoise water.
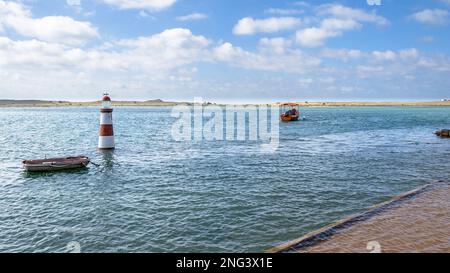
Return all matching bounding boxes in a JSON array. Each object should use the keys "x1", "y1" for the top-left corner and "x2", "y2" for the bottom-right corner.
[{"x1": 0, "y1": 106, "x2": 449, "y2": 253}]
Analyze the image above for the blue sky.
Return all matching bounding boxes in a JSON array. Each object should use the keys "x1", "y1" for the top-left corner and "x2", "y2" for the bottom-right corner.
[{"x1": 0, "y1": 0, "x2": 449, "y2": 102}]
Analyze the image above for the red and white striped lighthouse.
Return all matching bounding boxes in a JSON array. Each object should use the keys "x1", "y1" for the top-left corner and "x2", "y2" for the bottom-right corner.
[{"x1": 98, "y1": 93, "x2": 115, "y2": 150}]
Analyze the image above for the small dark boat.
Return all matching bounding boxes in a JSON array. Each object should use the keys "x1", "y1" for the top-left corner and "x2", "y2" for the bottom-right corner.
[
  {"x1": 435, "y1": 129, "x2": 450, "y2": 138},
  {"x1": 22, "y1": 156, "x2": 90, "y2": 172}
]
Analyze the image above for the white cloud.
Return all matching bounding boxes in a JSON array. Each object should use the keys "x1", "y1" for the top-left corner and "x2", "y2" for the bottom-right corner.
[
  {"x1": 322, "y1": 48, "x2": 420, "y2": 64},
  {"x1": 213, "y1": 42, "x2": 244, "y2": 61},
  {"x1": 372, "y1": 50, "x2": 397, "y2": 61},
  {"x1": 296, "y1": 27, "x2": 340, "y2": 47},
  {"x1": 264, "y1": 8, "x2": 304, "y2": 16},
  {"x1": 0, "y1": 26, "x2": 326, "y2": 100},
  {"x1": 417, "y1": 56, "x2": 450, "y2": 71},
  {"x1": 321, "y1": 48, "x2": 364, "y2": 60},
  {"x1": 213, "y1": 41, "x2": 321, "y2": 73},
  {"x1": 320, "y1": 18, "x2": 361, "y2": 31},
  {"x1": 98, "y1": 28, "x2": 211, "y2": 71},
  {"x1": 0, "y1": 0, "x2": 31, "y2": 20},
  {"x1": 421, "y1": 36, "x2": 435, "y2": 43},
  {"x1": 101, "y1": 0, "x2": 177, "y2": 11},
  {"x1": 296, "y1": 18, "x2": 360, "y2": 47},
  {"x1": 176, "y1": 13, "x2": 208, "y2": 21},
  {"x1": 0, "y1": 28, "x2": 210, "y2": 72},
  {"x1": 67, "y1": 0, "x2": 82, "y2": 13},
  {"x1": 8, "y1": 16, "x2": 98, "y2": 45},
  {"x1": 293, "y1": 1, "x2": 310, "y2": 8},
  {"x1": 67, "y1": 0, "x2": 81, "y2": 7},
  {"x1": 233, "y1": 17, "x2": 301, "y2": 35},
  {"x1": 1, "y1": 33, "x2": 448, "y2": 100},
  {"x1": 0, "y1": 37, "x2": 94, "y2": 71},
  {"x1": 259, "y1": 37, "x2": 292, "y2": 48},
  {"x1": 0, "y1": 28, "x2": 216, "y2": 100},
  {"x1": 138, "y1": 10, "x2": 156, "y2": 19},
  {"x1": 410, "y1": 9, "x2": 449, "y2": 25},
  {"x1": 298, "y1": 78, "x2": 313, "y2": 86},
  {"x1": 139, "y1": 10, "x2": 149, "y2": 17},
  {"x1": 259, "y1": 37, "x2": 292, "y2": 54},
  {"x1": 399, "y1": 48, "x2": 419, "y2": 60},
  {"x1": 0, "y1": 1, "x2": 98, "y2": 45},
  {"x1": 295, "y1": 5, "x2": 387, "y2": 48},
  {"x1": 317, "y1": 4, "x2": 389, "y2": 26},
  {"x1": 0, "y1": 27, "x2": 322, "y2": 76}
]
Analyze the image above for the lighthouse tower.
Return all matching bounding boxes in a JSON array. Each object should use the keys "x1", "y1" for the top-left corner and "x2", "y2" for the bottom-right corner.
[{"x1": 98, "y1": 93, "x2": 115, "y2": 150}]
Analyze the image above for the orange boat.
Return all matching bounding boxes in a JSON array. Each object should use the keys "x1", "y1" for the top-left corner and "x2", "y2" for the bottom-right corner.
[{"x1": 280, "y1": 103, "x2": 300, "y2": 122}]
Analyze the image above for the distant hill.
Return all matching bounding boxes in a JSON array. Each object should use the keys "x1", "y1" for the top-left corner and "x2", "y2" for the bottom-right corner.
[
  {"x1": 0, "y1": 100, "x2": 71, "y2": 107},
  {"x1": 0, "y1": 100, "x2": 63, "y2": 105},
  {"x1": 0, "y1": 99, "x2": 191, "y2": 107}
]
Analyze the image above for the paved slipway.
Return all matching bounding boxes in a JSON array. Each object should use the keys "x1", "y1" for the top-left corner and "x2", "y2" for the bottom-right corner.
[{"x1": 271, "y1": 181, "x2": 450, "y2": 253}]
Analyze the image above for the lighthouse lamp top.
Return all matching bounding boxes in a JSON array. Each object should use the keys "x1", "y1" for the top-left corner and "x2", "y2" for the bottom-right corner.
[{"x1": 102, "y1": 93, "x2": 112, "y2": 109}]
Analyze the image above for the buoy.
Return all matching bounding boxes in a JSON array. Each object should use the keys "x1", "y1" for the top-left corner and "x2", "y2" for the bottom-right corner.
[{"x1": 98, "y1": 93, "x2": 115, "y2": 150}]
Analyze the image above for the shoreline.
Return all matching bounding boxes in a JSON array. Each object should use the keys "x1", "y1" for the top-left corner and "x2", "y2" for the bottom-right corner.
[{"x1": 1, "y1": 100, "x2": 450, "y2": 108}]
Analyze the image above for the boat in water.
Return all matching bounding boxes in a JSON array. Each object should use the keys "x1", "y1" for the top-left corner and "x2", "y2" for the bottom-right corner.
[
  {"x1": 22, "y1": 156, "x2": 90, "y2": 172},
  {"x1": 435, "y1": 129, "x2": 450, "y2": 138},
  {"x1": 280, "y1": 103, "x2": 301, "y2": 122}
]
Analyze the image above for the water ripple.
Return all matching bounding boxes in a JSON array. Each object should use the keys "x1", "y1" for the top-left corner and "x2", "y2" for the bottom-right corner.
[{"x1": 0, "y1": 106, "x2": 449, "y2": 252}]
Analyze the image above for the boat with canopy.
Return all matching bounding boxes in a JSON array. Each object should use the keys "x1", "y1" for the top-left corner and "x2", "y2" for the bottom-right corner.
[{"x1": 280, "y1": 103, "x2": 301, "y2": 122}]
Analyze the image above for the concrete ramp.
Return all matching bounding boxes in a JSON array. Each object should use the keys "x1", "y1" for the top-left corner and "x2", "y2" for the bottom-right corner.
[{"x1": 268, "y1": 181, "x2": 450, "y2": 253}]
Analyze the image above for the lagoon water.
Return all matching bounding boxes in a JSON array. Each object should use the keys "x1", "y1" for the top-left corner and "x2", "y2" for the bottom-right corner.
[{"x1": 0, "y1": 106, "x2": 449, "y2": 252}]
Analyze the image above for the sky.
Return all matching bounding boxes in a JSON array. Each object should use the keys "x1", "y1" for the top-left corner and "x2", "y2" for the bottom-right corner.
[{"x1": 0, "y1": 0, "x2": 450, "y2": 103}]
